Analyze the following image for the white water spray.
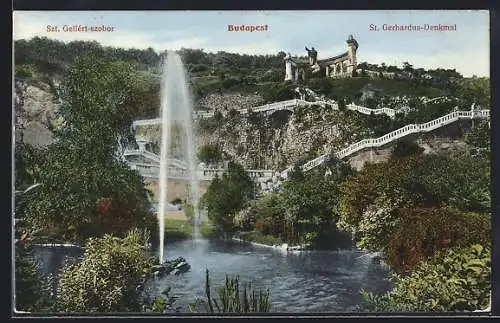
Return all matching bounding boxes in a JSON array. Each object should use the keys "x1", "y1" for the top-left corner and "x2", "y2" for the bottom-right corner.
[{"x1": 158, "y1": 52, "x2": 201, "y2": 263}]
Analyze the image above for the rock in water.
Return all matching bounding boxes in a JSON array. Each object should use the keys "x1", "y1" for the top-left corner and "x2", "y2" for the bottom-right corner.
[{"x1": 153, "y1": 257, "x2": 191, "y2": 278}]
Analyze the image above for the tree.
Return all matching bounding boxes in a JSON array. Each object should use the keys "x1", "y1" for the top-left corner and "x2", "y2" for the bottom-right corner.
[
  {"x1": 402, "y1": 62, "x2": 414, "y2": 74},
  {"x1": 409, "y1": 152, "x2": 491, "y2": 213},
  {"x1": 281, "y1": 166, "x2": 342, "y2": 245},
  {"x1": 338, "y1": 151, "x2": 491, "y2": 272},
  {"x1": 203, "y1": 162, "x2": 254, "y2": 237},
  {"x1": 249, "y1": 192, "x2": 285, "y2": 236},
  {"x1": 22, "y1": 54, "x2": 157, "y2": 242}
]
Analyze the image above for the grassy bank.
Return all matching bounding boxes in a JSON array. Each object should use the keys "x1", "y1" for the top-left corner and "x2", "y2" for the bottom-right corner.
[
  {"x1": 164, "y1": 219, "x2": 216, "y2": 241},
  {"x1": 238, "y1": 231, "x2": 284, "y2": 246}
]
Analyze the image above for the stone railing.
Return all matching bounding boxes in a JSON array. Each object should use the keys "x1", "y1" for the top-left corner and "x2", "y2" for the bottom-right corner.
[
  {"x1": 280, "y1": 109, "x2": 490, "y2": 179},
  {"x1": 124, "y1": 149, "x2": 161, "y2": 162},
  {"x1": 345, "y1": 103, "x2": 397, "y2": 118},
  {"x1": 132, "y1": 94, "x2": 408, "y2": 128},
  {"x1": 129, "y1": 160, "x2": 275, "y2": 182}
]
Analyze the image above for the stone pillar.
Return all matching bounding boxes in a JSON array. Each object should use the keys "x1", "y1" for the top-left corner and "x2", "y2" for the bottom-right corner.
[
  {"x1": 295, "y1": 68, "x2": 299, "y2": 81},
  {"x1": 325, "y1": 65, "x2": 329, "y2": 77},
  {"x1": 346, "y1": 34, "x2": 359, "y2": 76},
  {"x1": 137, "y1": 140, "x2": 148, "y2": 152},
  {"x1": 285, "y1": 59, "x2": 293, "y2": 81}
]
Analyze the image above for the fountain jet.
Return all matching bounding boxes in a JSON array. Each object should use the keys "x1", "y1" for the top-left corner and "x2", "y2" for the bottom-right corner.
[{"x1": 158, "y1": 52, "x2": 202, "y2": 263}]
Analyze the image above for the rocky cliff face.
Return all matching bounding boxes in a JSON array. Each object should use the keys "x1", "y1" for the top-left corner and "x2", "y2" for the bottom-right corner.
[
  {"x1": 14, "y1": 78, "x2": 61, "y2": 148},
  {"x1": 196, "y1": 107, "x2": 366, "y2": 170},
  {"x1": 136, "y1": 93, "x2": 367, "y2": 170}
]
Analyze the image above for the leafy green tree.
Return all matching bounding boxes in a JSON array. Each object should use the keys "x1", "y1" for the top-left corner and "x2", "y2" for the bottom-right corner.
[
  {"x1": 362, "y1": 244, "x2": 491, "y2": 312},
  {"x1": 459, "y1": 77, "x2": 490, "y2": 108},
  {"x1": 260, "y1": 81, "x2": 296, "y2": 103},
  {"x1": 56, "y1": 230, "x2": 156, "y2": 312},
  {"x1": 409, "y1": 152, "x2": 491, "y2": 213},
  {"x1": 249, "y1": 192, "x2": 285, "y2": 236},
  {"x1": 281, "y1": 164, "x2": 345, "y2": 245},
  {"x1": 203, "y1": 162, "x2": 254, "y2": 237},
  {"x1": 22, "y1": 54, "x2": 157, "y2": 242}
]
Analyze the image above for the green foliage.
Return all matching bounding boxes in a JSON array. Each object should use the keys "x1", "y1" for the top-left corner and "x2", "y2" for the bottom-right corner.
[
  {"x1": 15, "y1": 248, "x2": 53, "y2": 312},
  {"x1": 362, "y1": 245, "x2": 491, "y2": 312},
  {"x1": 23, "y1": 146, "x2": 154, "y2": 242},
  {"x1": 280, "y1": 160, "x2": 350, "y2": 245},
  {"x1": 239, "y1": 231, "x2": 284, "y2": 246},
  {"x1": 56, "y1": 230, "x2": 156, "y2": 312},
  {"x1": 15, "y1": 64, "x2": 36, "y2": 78},
  {"x1": 465, "y1": 121, "x2": 490, "y2": 153},
  {"x1": 259, "y1": 81, "x2": 296, "y2": 103},
  {"x1": 385, "y1": 208, "x2": 490, "y2": 272},
  {"x1": 203, "y1": 270, "x2": 271, "y2": 313},
  {"x1": 197, "y1": 144, "x2": 224, "y2": 164},
  {"x1": 391, "y1": 140, "x2": 424, "y2": 159},
  {"x1": 164, "y1": 218, "x2": 215, "y2": 241},
  {"x1": 338, "y1": 151, "x2": 490, "y2": 272},
  {"x1": 337, "y1": 156, "x2": 423, "y2": 237},
  {"x1": 203, "y1": 161, "x2": 254, "y2": 236},
  {"x1": 21, "y1": 54, "x2": 157, "y2": 242},
  {"x1": 248, "y1": 192, "x2": 285, "y2": 236},
  {"x1": 14, "y1": 143, "x2": 47, "y2": 189},
  {"x1": 409, "y1": 152, "x2": 491, "y2": 213},
  {"x1": 459, "y1": 77, "x2": 490, "y2": 108}
]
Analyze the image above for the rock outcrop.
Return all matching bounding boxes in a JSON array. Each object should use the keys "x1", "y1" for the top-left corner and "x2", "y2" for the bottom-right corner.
[{"x1": 14, "y1": 78, "x2": 62, "y2": 148}]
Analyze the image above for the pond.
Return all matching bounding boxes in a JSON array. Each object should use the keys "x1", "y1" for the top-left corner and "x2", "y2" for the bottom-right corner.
[{"x1": 33, "y1": 239, "x2": 392, "y2": 313}]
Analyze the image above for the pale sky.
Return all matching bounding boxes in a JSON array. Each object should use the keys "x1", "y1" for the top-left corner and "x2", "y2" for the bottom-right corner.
[{"x1": 13, "y1": 10, "x2": 490, "y2": 77}]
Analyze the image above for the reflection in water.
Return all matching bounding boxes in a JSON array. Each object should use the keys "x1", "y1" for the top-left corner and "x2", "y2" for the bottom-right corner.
[{"x1": 32, "y1": 239, "x2": 391, "y2": 312}]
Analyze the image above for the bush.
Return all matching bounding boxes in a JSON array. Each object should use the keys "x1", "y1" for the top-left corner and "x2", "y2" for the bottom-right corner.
[
  {"x1": 384, "y1": 208, "x2": 490, "y2": 272},
  {"x1": 15, "y1": 66, "x2": 33, "y2": 78},
  {"x1": 391, "y1": 140, "x2": 424, "y2": 159},
  {"x1": 254, "y1": 219, "x2": 272, "y2": 235},
  {"x1": 55, "y1": 230, "x2": 156, "y2": 312},
  {"x1": 362, "y1": 244, "x2": 491, "y2": 312}
]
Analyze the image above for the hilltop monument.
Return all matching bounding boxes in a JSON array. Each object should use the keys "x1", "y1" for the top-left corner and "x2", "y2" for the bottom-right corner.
[{"x1": 285, "y1": 35, "x2": 359, "y2": 81}]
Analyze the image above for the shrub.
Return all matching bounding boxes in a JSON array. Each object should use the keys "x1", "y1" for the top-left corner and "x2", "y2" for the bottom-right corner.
[
  {"x1": 362, "y1": 244, "x2": 491, "y2": 312},
  {"x1": 55, "y1": 230, "x2": 156, "y2": 312},
  {"x1": 391, "y1": 140, "x2": 424, "y2": 159},
  {"x1": 254, "y1": 219, "x2": 271, "y2": 235},
  {"x1": 15, "y1": 65, "x2": 34, "y2": 78},
  {"x1": 384, "y1": 208, "x2": 490, "y2": 272}
]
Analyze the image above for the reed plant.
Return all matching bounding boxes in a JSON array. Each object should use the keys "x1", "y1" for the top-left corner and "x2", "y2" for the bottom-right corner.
[{"x1": 203, "y1": 269, "x2": 271, "y2": 313}]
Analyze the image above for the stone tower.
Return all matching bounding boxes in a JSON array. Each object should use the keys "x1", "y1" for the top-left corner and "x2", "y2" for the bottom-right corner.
[{"x1": 346, "y1": 35, "x2": 359, "y2": 75}]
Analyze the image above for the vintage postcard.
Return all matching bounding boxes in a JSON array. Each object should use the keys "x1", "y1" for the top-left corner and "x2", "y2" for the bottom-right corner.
[{"x1": 12, "y1": 10, "x2": 491, "y2": 315}]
